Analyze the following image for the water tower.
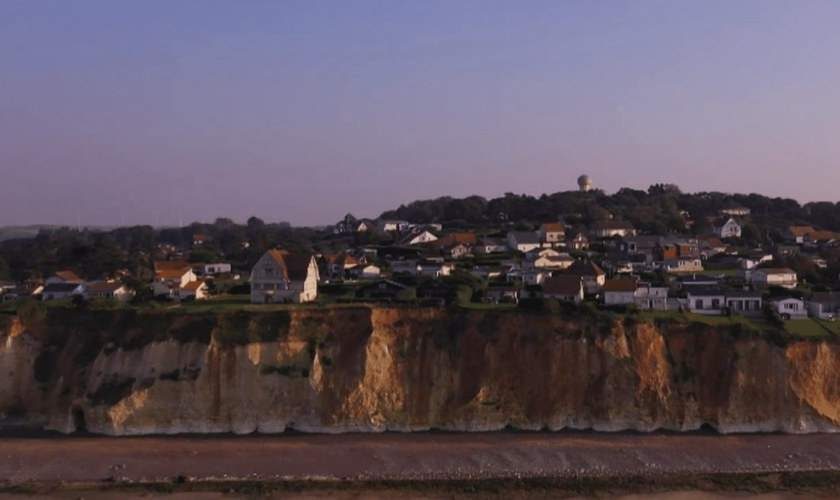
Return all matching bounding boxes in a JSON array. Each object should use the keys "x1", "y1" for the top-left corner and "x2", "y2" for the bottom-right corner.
[{"x1": 577, "y1": 175, "x2": 593, "y2": 192}]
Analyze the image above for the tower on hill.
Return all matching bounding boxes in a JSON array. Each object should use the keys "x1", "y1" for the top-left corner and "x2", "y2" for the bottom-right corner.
[{"x1": 577, "y1": 175, "x2": 593, "y2": 192}]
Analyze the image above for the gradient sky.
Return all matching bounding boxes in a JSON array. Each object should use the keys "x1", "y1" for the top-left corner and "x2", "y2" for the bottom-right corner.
[{"x1": 2, "y1": 0, "x2": 839, "y2": 227}]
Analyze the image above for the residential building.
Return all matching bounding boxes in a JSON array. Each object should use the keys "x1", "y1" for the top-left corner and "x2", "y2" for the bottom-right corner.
[
  {"x1": 711, "y1": 217, "x2": 742, "y2": 239},
  {"x1": 200, "y1": 263, "x2": 232, "y2": 276},
  {"x1": 566, "y1": 232, "x2": 589, "y2": 251},
  {"x1": 772, "y1": 297, "x2": 808, "y2": 320},
  {"x1": 45, "y1": 271, "x2": 83, "y2": 285},
  {"x1": 532, "y1": 254, "x2": 576, "y2": 270},
  {"x1": 473, "y1": 238, "x2": 508, "y2": 254},
  {"x1": 41, "y1": 283, "x2": 85, "y2": 302},
  {"x1": 249, "y1": 251, "x2": 319, "y2": 303},
  {"x1": 634, "y1": 283, "x2": 669, "y2": 310},
  {"x1": 321, "y1": 253, "x2": 360, "y2": 280},
  {"x1": 86, "y1": 282, "x2": 134, "y2": 302},
  {"x1": 417, "y1": 260, "x2": 453, "y2": 277},
  {"x1": 724, "y1": 290, "x2": 763, "y2": 317},
  {"x1": 803, "y1": 231, "x2": 837, "y2": 250},
  {"x1": 396, "y1": 230, "x2": 438, "y2": 246},
  {"x1": 154, "y1": 260, "x2": 191, "y2": 273},
  {"x1": 506, "y1": 232, "x2": 541, "y2": 253},
  {"x1": 181, "y1": 281, "x2": 209, "y2": 300},
  {"x1": 565, "y1": 259, "x2": 606, "y2": 293},
  {"x1": 153, "y1": 269, "x2": 198, "y2": 298},
  {"x1": 377, "y1": 219, "x2": 410, "y2": 233},
  {"x1": 417, "y1": 279, "x2": 451, "y2": 300},
  {"x1": 357, "y1": 280, "x2": 407, "y2": 301},
  {"x1": 537, "y1": 222, "x2": 566, "y2": 246},
  {"x1": 686, "y1": 287, "x2": 727, "y2": 315},
  {"x1": 193, "y1": 234, "x2": 207, "y2": 246},
  {"x1": 720, "y1": 207, "x2": 751, "y2": 217},
  {"x1": 445, "y1": 243, "x2": 472, "y2": 259},
  {"x1": 784, "y1": 226, "x2": 816, "y2": 245},
  {"x1": 750, "y1": 268, "x2": 797, "y2": 289},
  {"x1": 699, "y1": 238, "x2": 727, "y2": 260},
  {"x1": 602, "y1": 279, "x2": 637, "y2": 306},
  {"x1": 542, "y1": 275, "x2": 584, "y2": 303},
  {"x1": 808, "y1": 292, "x2": 840, "y2": 320},
  {"x1": 485, "y1": 284, "x2": 520, "y2": 304},
  {"x1": 347, "y1": 264, "x2": 381, "y2": 280},
  {"x1": 590, "y1": 221, "x2": 636, "y2": 238}
]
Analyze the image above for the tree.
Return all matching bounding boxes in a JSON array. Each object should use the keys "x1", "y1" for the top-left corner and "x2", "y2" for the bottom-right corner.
[{"x1": 0, "y1": 255, "x2": 10, "y2": 281}]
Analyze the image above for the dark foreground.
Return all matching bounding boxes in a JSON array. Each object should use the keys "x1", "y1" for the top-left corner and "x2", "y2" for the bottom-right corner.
[{"x1": 2, "y1": 431, "x2": 840, "y2": 498}]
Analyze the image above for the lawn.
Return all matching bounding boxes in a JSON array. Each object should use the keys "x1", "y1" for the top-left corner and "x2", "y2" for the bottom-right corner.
[{"x1": 784, "y1": 319, "x2": 839, "y2": 339}]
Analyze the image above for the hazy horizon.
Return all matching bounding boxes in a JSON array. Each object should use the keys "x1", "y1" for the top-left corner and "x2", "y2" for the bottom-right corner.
[{"x1": 3, "y1": 0, "x2": 839, "y2": 227}]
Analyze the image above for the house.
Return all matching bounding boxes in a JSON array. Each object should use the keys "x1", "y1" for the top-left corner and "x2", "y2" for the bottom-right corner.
[
  {"x1": 772, "y1": 297, "x2": 808, "y2": 320},
  {"x1": 808, "y1": 292, "x2": 840, "y2": 320},
  {"x1": 542, "y1": 275, "x2": 584, "y2": 303},
  {"x1": 356, "y1": 220, "x2": 376, "y2": 232},
  {"x1": 566, "y1": 232, "x2": 589, "y2": 251},
  {"x1": 699, "y1": 238, "x2": 727, "y2": 259},
  {"x1": 634, "y1": 283, "x2": 669, "y2": 310},
  {"x1": 357, "y1": 280, "x2": 408, "y2": 301},
  {"x1": 0, "y1": 281, "x2": 16, "y2": 294},
  {"x1": 193, "y1": 234, "x2": 207, "y2": 246},
  {"x1": 750, "y1": 268, "x2": 797, "y2": 289},
  {"x1": 660, "y1": 258, "x2": 704, "y2": 273},
  {"x1": 524, "y1": 247, "x2": 562, "y2": 260},
  {"x1": 154, "y1": 260, "x2": 191, "y2": 272},
  {"x1": 565, "y1": 259, "x2": 606, "y2": 294},
  {"x1": 42, "y1": 283, "x2": 85, "y2": 302},
  {"x1": 590, "y1": 221, "x2": 636, "y2": 238},
  {"x1": 686, "y1": 287, "x2": 727, "y2": 315},
  {"x1": 485, "y1": 284, "x2": 520, "y2": 304},
  {"x1": 602, "y1": 279, "x2": 637, "y2": 306},
  {"x1": 445, "y1": 243, "x2": 472, "y2": 259},
  {"x1": 347, "y1": 263, "x2": 381, "y2": 280},
  {"x1": 720, "y1": 207, "x2": 751, "y2": 217},
  {"x1": 2, "y1": 283, "x2": 44, "y2": 301},
  {"x1": 45, "y1": 271, "x2": 83, "y2": 285},
  {"x1": 532, "y1": 254, "x2": 576, "y2": 270},
  {"x1": 506, "y1": 232, "x2": 541, "y2": 253},
  {"x1": 201, "y1": 263, "x2": 232, "y2": 276},
  {"x1": 724, "y1": 290, "x2": 763, "y2": 317},
  {"x1": 86, "y1": 282, "x2": 134, "y2": 302},
  {"x1": 426, "y1": 232, "x2": 479, "y2": 249},
  {"x1": 537, "y1": 222, "x2": 566, "y2": 246},
  {"x1": 473, "y1": 238, "x2": 508, "y2": 254},
  {"x1": 803, "y1": 231, "x2": 837, "y2": 250},
  {"x1": 521, "y1": 269, "x2": 548, "y2": 285},
  {"x1": 396, "y1": 230, "x2": 438, "y2": 246},
  {"x1": 711, "y1": 217, "x2": 741, "y2": 239},
  {"x1": 321, "y1": 253, "x2": 361, "y2": 280},
  {"x1": 417, "y1": 278, "x2": 451, "y2": 300},
  {"x1": 417, "y1": 260, "x2": 453, "y2": 277},
  {"x1": 249, "y1": 251, "x2": 319, "y2": 303},
  {"x1": 784, "y1": 226, "x2": 816, "y2": 245},
  {"x1": 153, "y1": 269, "x2": 199, "y2": 298},
  {"x1": 616, "y1": 235, "x2": 663, "y2": 262},
  {"x1": 181, "y1": 281, "x2": 209, "y2": 300},
  {"x1": 377, "y1": 219, "x2": 410, "y2": 233}
]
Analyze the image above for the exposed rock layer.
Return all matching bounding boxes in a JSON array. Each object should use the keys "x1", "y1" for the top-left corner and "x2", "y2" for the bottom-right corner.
[{"x1": 1, "y1": 307, "x2": 838, "y2": 435}]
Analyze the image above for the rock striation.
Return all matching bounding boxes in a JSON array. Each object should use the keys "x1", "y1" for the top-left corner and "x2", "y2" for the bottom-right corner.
[{"x1": 1, "y1": 307, "x2": 839, "y2": 435}]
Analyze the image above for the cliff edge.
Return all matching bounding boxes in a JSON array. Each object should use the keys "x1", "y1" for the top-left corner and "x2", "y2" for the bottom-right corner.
[{"x1": 1, "y1": 307, "x2": 838, "y2": 435}]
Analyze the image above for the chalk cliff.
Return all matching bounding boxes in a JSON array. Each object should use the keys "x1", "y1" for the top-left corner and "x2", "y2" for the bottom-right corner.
[{"x1": 1, "y1": 307, "x2": 839, "y2": 435}]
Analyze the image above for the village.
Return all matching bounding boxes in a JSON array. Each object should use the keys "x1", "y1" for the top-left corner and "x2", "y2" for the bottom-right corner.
[{"x1": 1, "y1": 182, "x2": 840, "y2": 338}]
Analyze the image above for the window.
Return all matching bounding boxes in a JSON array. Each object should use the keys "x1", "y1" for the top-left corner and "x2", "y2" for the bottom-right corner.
[
  {"x1": 711, "y1": 298, "x2": 720, "y2": 308},
  {"x1": 695, "y1": 299, "x2": 703, "y2": 309}
]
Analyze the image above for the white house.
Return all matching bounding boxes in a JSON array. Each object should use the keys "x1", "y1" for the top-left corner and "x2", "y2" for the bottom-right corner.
[
  {"x1": 808, "y1": 292, "x2": 840, "y2": 320},
  {"x1": 201, "y1": 263, "x2": 232, "y2": 276},
  {"x1": 634, "y1": 284, "x2": 669, "y2": 310},
  {"x1": 153, "y1": 269, "x2": 198, "y2": 298},
  {"x1": 377, "y1": 219, "x2": 410, "y2": 232},
  {"x1": 41, "y1": 283, "x2": 85, "y2": 302},
  {"x1": 417, "y1": 261, "x2": 453, "y2": 277},
  {"x1": 660, "y1": 258, "x2": 704, "y2": 273},
  {"x1": 181, "y1": 281, "x2": 209, "y2": 300},
  {"x1": 750, "y1": 268, "x2": 797, "y2": 289},
  {"x1": 773, "y1": 297, "x2": 808, "y2": 320},
  {"x1": 687, "y1": 288, "x2": 727, "y2": 315},
  {"x1": 473, "y1": 238, "x2": 508, "y2": 254},
  {"x1": 602, "y1": 279, "x2": 637, "y2": 306},
  {"x1": 537, "y1": 222, "x2": 566, "y2": 246},
  {"x1": 507, "y1": 232, "x2": 541, "y2": 253},
  {"x1": 566, "y1": 260, "x2": 607, "y2": 294},
  {"x1": 249, "y1": 251, "x2": 319, "y2": 303},
  {"x1": 724, "y1": 290, "x2": 762, "y2": 317},
  {"x1": 590, "y1": 221, "x2": 636, "y2": 238},
  {"x1": 711, "y1": 217, "x2": 742, "y2": 239},
  {"x1": 532, "y1": 254, "x2": 576, "y2": 270},
  {"x1": 86, "y1": 282, "x2": 134, "y2": 302}
]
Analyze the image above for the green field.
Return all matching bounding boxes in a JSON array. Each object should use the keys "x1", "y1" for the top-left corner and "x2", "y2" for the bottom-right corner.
[{"x1": 785, "y1": 318, "x2": 840, "y2": 339}]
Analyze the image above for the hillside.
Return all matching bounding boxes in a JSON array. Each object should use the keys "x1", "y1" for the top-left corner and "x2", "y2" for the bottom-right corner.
[{"x1": 1, "y1": 306, "x2": 840, "y2": 435}]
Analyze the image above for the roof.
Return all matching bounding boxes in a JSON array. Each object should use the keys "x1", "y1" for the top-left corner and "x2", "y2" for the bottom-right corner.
[
  {"x1": 712, "y1": 217, "x2": 738, "y2": 227},
  {"x1": 88, "y1": 281, "x2": 126, "y2": 293},
  {"x1": 156, "y1": 269, "x2": 191, "y2": 279},
  {"x1": 154, "y1": 260, "x2": 191, "y2": 272},
  {"x1": 543, "y1": 276, "x2": 583, "y2": 296},
  {"x1": 266, "y1": 250, "x2": 315, "y2": 281},
  {"x1": 539, "y1": 222, "x2": 566, "y2": 233},
  {"x1": 182, "y1": 280, "x2": 206, "y2": 291},
  {"x1": 686, "y1": 287, "x2": 726, "y2": 297},
  {"x1": 725, "y1": 290, "x2": 762, "y2": 299},
  {"x1": 42, "y1": 283, "x2": 82, "y2": 293},
  {"x1": 566, "y1": 259, "x2": 606, "y2": 277},
  {"x1": 54, "y1": 271, "x2": 82, "y2": 282},
  {"x1": 193, "y1": 233, "x2": 206, "y2": 241},
  {"x1": 755, "y1": 267, "x2": 796, "y2": 275},
  {"x1": 787, "y1": 226, "x2": 815, "y2": 237},
  {"x1": 810, "y1": 292, "x2": 840, "y2": 304},
  {"x1": 676, "y1": 274, "x2": 716, "y2": 283},
  {"x1": 807, "y1": 230, "x2": 837, "y2": 241},
  {"x1": 509, "y1": 231, "x2": 540, "y2": 244},
  {"x1": 591, "y1": 221, "x2": 635, "y2": 231},
  {"x1": 602, "y1": 279, "x2": 638, "y2": 293},
  {"x1": 704, "y1": 237, "x2": 726, "y2": 248}
]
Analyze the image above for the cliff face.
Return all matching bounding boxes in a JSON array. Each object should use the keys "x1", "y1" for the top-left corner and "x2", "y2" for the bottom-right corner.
[{"x1": 1, "y1": 307, "x2": 839, "y2": 435}]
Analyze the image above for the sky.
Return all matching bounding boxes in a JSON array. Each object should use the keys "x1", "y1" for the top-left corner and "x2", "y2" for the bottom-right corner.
[{"x1": 1, "y1": 0, "x2": 839, "y2": 227}]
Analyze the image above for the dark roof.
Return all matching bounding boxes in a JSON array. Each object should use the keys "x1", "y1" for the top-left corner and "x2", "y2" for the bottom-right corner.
[
  {"x1": 266, "y1": 250, "x2": 315, "y2": 281},
  {"x1": 42, "y1": 283, "x2": 82, "y2": 293},
  {"x1": 686, "y1": 287, "x2": 726, "y2": 297},
  {"x1": 725, "y1": 290, "x2": 762, "y2": 299},
  {"x1": 810, "y1": 292, "x2": 840, "y2": 304},
  {"x1": 676, "y1": 274, "x2": 717, "y2": 283},
  {"x1": 54, "y1": 271, "x2": 82, "y2": 282},
  {"x1": 509, "y1": 231, "x2": 540, "y2": 244},
  {"x1": 543, "y1": 276, "x2": 583, "y2": 296},
  {"x1": 602, "y1": 279, "x2": 637, "y2": 293},
  {"x1": 566, "y1": 259, "x2": 605, "y2": 277}
]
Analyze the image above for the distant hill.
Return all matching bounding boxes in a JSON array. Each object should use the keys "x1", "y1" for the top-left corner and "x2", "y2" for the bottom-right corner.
[{"x1": 0, "y1": 225, "x2": 119, "y2": 242}]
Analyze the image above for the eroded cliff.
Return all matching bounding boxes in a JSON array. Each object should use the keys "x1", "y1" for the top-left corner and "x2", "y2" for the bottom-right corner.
[{"x1": 1, "y1": 307, "x2": 838, "y2": 435}]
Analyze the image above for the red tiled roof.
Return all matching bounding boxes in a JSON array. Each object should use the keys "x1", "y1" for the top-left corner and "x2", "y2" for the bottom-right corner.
[
  {"x1": 182, "y1": 280, "x2": 206, "y2": 291},
  {"x1": 539, "y1": 222, "x2": 566, "y2": 233},
  {"x1": 788, "y1": 226, "x2": 815, "y2": 237},
  {"x1": 156, "y1": 269, "x2": 190, "y2": 279},
  {"x1": 88, "y1": 281, "x2": 125, "y2": 293},
  {"x1": 543, "y1": 276, "x2": 583, "y2": 296},
  {"x1": 154, "y1": 260, "x2": 190, "y2": 272},
  {"x1": 602, "y1": 279, "x2": 637, "y2": 292},
  {"x1": 566, "y1": 259, "x2": 606, "y2": 277},
  {"x1": 55, "y1": 271, "x2": 82, "y2": 282},
  {"x1": 266, "y1": 250, "x2": 315, "y2": 281}
]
